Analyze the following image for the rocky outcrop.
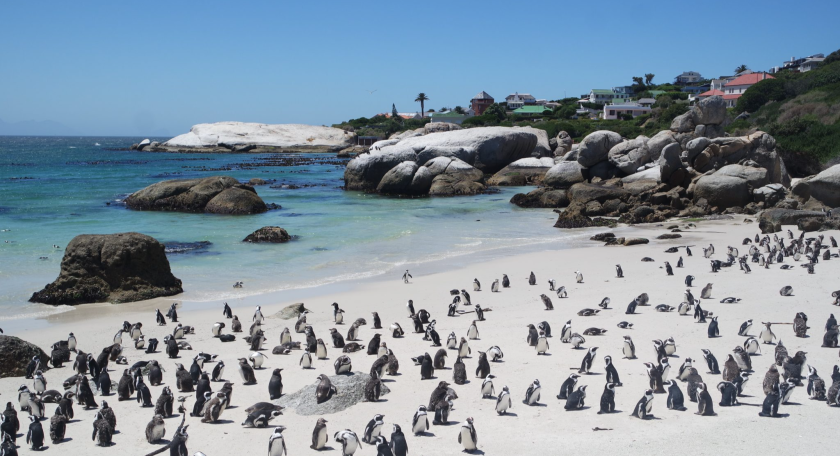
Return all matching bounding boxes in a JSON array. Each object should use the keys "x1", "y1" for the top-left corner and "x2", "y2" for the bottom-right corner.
[
  {"x1": 424, "y1": 122, "x2": 462, "y2": 134},
  {"x1": 277, "y1": 372, "x2": 390, "y2": 415},
  {"x1": 555, "y1": 131, "x2": 574, "y2": 156},
  {"x1": 692, "y1": 174, "x2": 751, "y2": 209},
  {"x1": 161, "y1": 122, "x2": 356, "y2": 153},
  {"x1": 29, "y1": 233, "x2": 183, "y2": 305},
  {"x1": 576, "y1": 131, "x2": 623, "y2": 167},
  {"x1": 488, "y1": 157, "x2": 555, "y2": 186},
  {"x1": 801, "y1": 165, "x2": 840, "y2": 207},
  {"x1": 517, "y1": 126, "x2": 552, "y2": 157},
  {"x1": 344, "y1": 127, "x2": 542, "y2": 194},
  {"x1": 568, "y1": 183, "x2": 630, "y2": 204},
  {"x1": 271, "y1": 303, "x2": 309, "y2": 320},
  {"x1": 0, "y1": 336, "x2": 50, "y2": 377},
  {"x1": 125, "y1": 176, "x2": 271, "y2": 215},
  {"x1": 243, "y1": 226, "x2": 292, "y2": 243},
  {"x1": 670, "y1": 96, "x2": 726, "y2": 133},
  {"x1": 608, "y1": 136, "x2": 651, "y2": 174},
  {"x1": 543, "y1": 161, "x2": 586, "y2": 188},
  {"x1": 428, "y1": 158, "x2": 486, "y2": 196}
]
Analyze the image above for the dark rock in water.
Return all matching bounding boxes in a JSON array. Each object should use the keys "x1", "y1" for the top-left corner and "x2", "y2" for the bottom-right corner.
[
  {"x1": 510, "y1": 188, "x2": 570, "y2": 208},
  {"x1": 590, "y1": 232, "x2": 615, "y2": 241},
  {"x1": 243, "y1": 226, "x2": 291, "y2": 243},
  {"x1": 248, "y1": 178, "x2": 268, "y2": 186},
  {"x1": 125, "y1": 176, "x2": 269, "y2": 215},
  {"x1": 0, "y1": 335, "x2": 50, "y2": 377},
  {"x1": 656, "y1": 234, "x2": 682, "y2": 239},
  {"x1": 29, "y1": 232, "x2": 183, "y2": 305},
  {"x1": 623, "y1": 237, "x2": 649, "y2": 246},
  {"x1": 272, "y1": 303, "x2": 309, "y2": 320},
  {"x1": 164, "y1": 241, "x2": 212, "y2": 254},
  {"x1": 276, "y1": 372, "x2": 390, "y2": 415}
]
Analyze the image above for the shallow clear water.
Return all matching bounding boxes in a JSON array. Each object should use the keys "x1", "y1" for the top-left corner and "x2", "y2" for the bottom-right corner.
[{"x1": 0, "y1": 136, "x2": 587, "y2": 321}]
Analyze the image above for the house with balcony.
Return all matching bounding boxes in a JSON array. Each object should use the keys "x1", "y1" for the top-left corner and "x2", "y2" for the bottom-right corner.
[
  {"x1": 589, "y1": 89, "x2": 618, "y2": 105},
  {"x1": 675, "y1": 71, "x2": 702, "y2": 84},
  {"x1": 722, "y1": 72, "x2": 774, "y2": 108},
  {"x1": 505, "y1": 92, "x2": 536, "y2": 109},
  {"x1": 603, "y1": 102, "x2": 651, "y2": 120}
]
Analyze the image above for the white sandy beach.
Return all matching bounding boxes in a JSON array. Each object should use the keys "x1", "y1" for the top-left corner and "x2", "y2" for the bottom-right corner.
[{"x1": 3, "y1": 216, "x2": 838, "y2": 456}]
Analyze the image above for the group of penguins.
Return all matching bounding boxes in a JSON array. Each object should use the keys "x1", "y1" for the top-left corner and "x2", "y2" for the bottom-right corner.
[{"x1": 5, "y1": 226, "x2": 840, "y2": 455}]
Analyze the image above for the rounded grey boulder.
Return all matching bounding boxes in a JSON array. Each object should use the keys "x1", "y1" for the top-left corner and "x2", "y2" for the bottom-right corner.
[
  {"x1": 576, "y1": 130, "x2": 623, "y2": 167},
  {"x1": 693, "y1": 174, "x2": 751, "y2": 209},
  {"x1": 125, "y1": 176, "x2": 270, "y2": 215},
  {"x1": 543, "y1": 161, "x2": 586, "y2": 188}
]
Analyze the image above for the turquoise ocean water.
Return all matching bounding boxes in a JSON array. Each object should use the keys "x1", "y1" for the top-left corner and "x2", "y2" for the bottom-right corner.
[{"x1": 0, "y1": 136, "x2": 593, "y2": 322}]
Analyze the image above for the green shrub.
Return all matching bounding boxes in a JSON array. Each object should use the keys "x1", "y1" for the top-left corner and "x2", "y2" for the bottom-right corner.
[{"x1": 735, "y1": 78, "x2": 787, "y2": 113}]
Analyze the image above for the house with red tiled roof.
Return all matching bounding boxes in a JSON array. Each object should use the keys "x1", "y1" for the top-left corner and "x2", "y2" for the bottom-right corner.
[
  {"x1": 722, "y1": 72, "x2": 774, "y2": 108},
  {"x1": 695, "y1": 89, "x2": 724, "y2": 102}
]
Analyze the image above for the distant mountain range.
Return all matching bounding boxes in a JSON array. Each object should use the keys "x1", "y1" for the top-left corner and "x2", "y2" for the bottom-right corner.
[{"x1": 0, "y1": 118, "x2": 79, "y2": 136}]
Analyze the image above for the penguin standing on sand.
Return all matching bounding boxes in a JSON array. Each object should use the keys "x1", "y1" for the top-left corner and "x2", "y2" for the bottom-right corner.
[
  {"x1": 473, "y1": 278, "x2": 480, "y2": 291},
  {"x1": 26, "y1": 415, "x2": 44, "y2": 450},
  {"x1": 362, "y1": 414, "x2": 384, "y2": 444},
  {"x1": 645, "y1": 362, "x2": 666, "y2": 394},
  {"x1": 665, "y1": 380, "x2": 687, "y2": 411},
  {"x1": 491, "y1": 279, "x2": 500, "y2": 292},
  {"x1": 402, "y1": 270, "x2": 412, "y2": 284},
  {"x1": 565, "y1": 385, "x2": 587, "y2": 410},
  {"x1": 708, "y1": 317, "x2": 720, "y2": 338},
  {"x1": 604, "y1": 355, "x2": 622, "y2": 386},
  {"x1": 665, "y1": 262, "x2": 673, "y2": 276},
  {"x1": 615, "y1": 265, "x2": 624, "y2": 278},
  {"x1": 718, "y1": 381, "x2": 739, "y2": 406},
  {"x1": 759, "y1": 384, "x2": 782, "y2": 417},
  {"x1": 391, "y1": 424, "x2": 409, "y2": 456},
  {"x1": 528, "y1": 272, "x2": 536, "y2": 285},
  {"x1": 458, "y1": 417, "x2": 477, "y2": 453},
  {"x1": 523, "y1": 379, "x2": 541, "y2": 405},
  {"x1": 238, "y1": 358, "x2": 257, "y2": 384},
  {"x1": 223, "y1": 302, "x2": 232, "y2": 319},
  {"x1": 578, "y1": 347, "x2": 597, "y2": 374},
  {"x1": 253, "y1": 306, "x2": 265, "y2": 324},
  {"x1": 701, "y1": 349, "x2": 720, "y2": 374},
  {"x1": 695, "y1": 383, "x2": 716, "y2": 416},
  {"x1": 575, "y1": 271, "x2": 583, "y2": 283},
  {"x1": 269, "y1": 426, "x2": 288, "y2": 456},
  {"x1": 738, "y1": 319, "x2": 753, "y2": 336},
  {"x1": 156, "y1": 309, "x2": 166, "y2": 326},
  {"x1": 598, "y1": 383, "x2": 616, "y2": 414},
  {"x1": 631, "y1": 389, "x2": 654, "y2": 419},
  {"x1": 536, "y1": 331, "x2": 549, "y2": 355},
  {"x1": 622, "y1": 336, "x2": 636, "y2": 359},
  {"x1": 495, "y1": 386, "x2": 511, "y2": 415},
  {"x1": 481, "y1": 375, "x2": 495, "y2": 398},
  {"x1": 557, "y1": 374, "x2": 579, "y2": 400},
  {"x1": 332, "y1": 303, "x2": 345, "y2": 325},
  {"x1": 502, "y1": 274, "x2": 510, "y2": 288},
  {"x1": 410, "y1": 407, "x2": 428, "y2": 436}
]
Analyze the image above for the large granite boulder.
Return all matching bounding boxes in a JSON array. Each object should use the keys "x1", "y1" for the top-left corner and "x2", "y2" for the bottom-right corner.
[
  {"x1": 647, "y1": 130, "x2": 677, "y2": 160},
  {"x1": 555, "y1": 131, "x2": 574, "y2": 156},
  {"x1": 488, "y1": 157, "x2": 555, "y2": 186},
  {"x1": 243, "y1": 226, "x2": 292, "y2": 243},
  {"x1": 621, "y1": 167, "x2": 661, "y2": 184},
  {"x1": 203, "y1": 187, "x2": 268, "y2": 215},
  {"x1": 277, "y1": 372, "x2": 390, "y2": 415},
  {"x1": 29, "y1": 233, "x2": 183, "y2": 305},
  {"x1": 693, "y1": 95, "x2": 727, "y2": 125},
  {"x1": 714, "y1": 164, "x2": 769, "y2": 188},
  {"x1": 659, "y1": 143, "x2": 685, "y2": 186},
  {"x1": 576, "y1": 131, "x2": 623, "y2": 167},
  {"x1": 608, "y1": 136, "x2": 651, "y2": 175},
  {"x1": 748, "y1": 133, "x2": 790, "y2": 187},
  {"x1": 804, "y1": 165, "x2": 840, "y2": 207},
  {"x1": 543, "y1": 161, "x2": 586, "y2": 188},
  {"x1": 125, "y1": 176, "x2": 269, "y2": 214},
  {"x1": 692, "y1": 174, "x2": 751, "y2": 209},
  {"x1": 163, "y1": 122, "x2": 356, "y2": 152},
  {"x1": 517, "y1": 126, "x2": 552, "y2": 157},
  {"x1": 377, "y1": 161, "x2": 420, "y2": 194},
  {"x1": 759, "y1": 209, "x2": 825, "y2": 227},
  {"x1": 753, "y1": 184, "x2": 786, "y2": 207},
  {"x1": 0, "y1": 336, "x2": 50, "y2": 377},
  {"x1": 428, "y1": 158, "x2": 486, "y2": 196},
  {"x1": 344, "y1": 148, "x2": 418, "y2": 191}
]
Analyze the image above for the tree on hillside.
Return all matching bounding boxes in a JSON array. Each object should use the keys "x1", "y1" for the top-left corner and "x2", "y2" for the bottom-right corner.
[
  {"x1": 415, "y1": 93, "x2": 429, "y2": 117},
  {"x1": 644, "y1": 73, "x2": 655, "y2": 86},
  {"x1": 454, "y1": 106, "x2": 464, "y2": 114},
  {"x1": 427, "y1": 108, "x2": 436, "y2": 113},
  {"x1": 734, "y1": 64, "x2": 749, "y2": 74},
  {"x1": 631, "y1": 76, "x2": 646, "y2": 93}
]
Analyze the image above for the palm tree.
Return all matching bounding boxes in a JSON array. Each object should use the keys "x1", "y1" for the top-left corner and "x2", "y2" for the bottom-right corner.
[
  {"x1": 734, "y1": 64, "x2": 749, "y2": 74},
  {"x1": 415, "y1": 93, "x2": 429, "y2": 117}
]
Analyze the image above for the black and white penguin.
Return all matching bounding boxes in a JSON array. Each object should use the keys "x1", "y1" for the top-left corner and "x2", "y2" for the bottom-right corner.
[
  {"x1": 597, "y1": 382, "x2": 616, "y2": 414},
  {"x1": 535, "y1": 331, "x2": 549, "y2": 355},
  {"x1": 644, "y1": 362, "x2": 666, "y2": 394},
  {"x1": 701, "y1": 349, "x2": 720, "y2": 374},
  {"x1": 238, "y1": 358, "x2": 257, "y2": 384},
  {"x1": 557, "y1": 374, "x2": 580, "y2": 400},
  {"x1": 665, "y1": 380, "x2": 687, "y2": 411},
  {"x1": 575, "y1": 271, "x2": 583, "y2": 283},
  {"x1": 461, "y1": 289, "x2": 472, "y2": 305},
  {"x1": 362, "y1": 414, "x2": 384, "y2": 444},
  {"x1": 76, "y1": 376, "x2": 98, "y2": 409},
  {"x1": 528, "y1": 272, "x2": 536, "y2": 286},
  {"x1": 685, "y1": 275, "x2": 695, "y2": 287},
  {"x1": 333, "y1": 429, "x2": 359, "y2": 456},
  {"x1": 420, "y1": 353, "x2": 435, "y2": 380},
  {"x1": 560, "y1": 320, "x2": 572, "y2": 342},
  {"x1": 617, "y1": 321, "x2": 633, "y2": 329},
  {"x1": 806, "y1": 366, "x2": 826, "y2": 400},
  {"x1": 409, "y1": 406, "x2": 428, "y2": 436},
  {"x1": 631, "y1": 389, "x2": 654, "y2": 419},
  {"x1": 523, "y1": 379, "x2": 541, "y2": 405},
  {"x1": 481, "y1": 375, "x2": 495, "y2": 398},
  {"x1": 491, "y1": 279, "x2": 500, "y2": 292},
  {"x1": 604, "y1": 355, "x2": 622, "y2": 386},
  {"x1": 166, "y1": 336, "x2": 180, "y2": 359},
  {"x1": 135, "y1": 375, "x2": 153, "y2": 407},
  {"x1": 622, "y1": 336, "x2": 636, "y2": 359},
  {"x1": 453, "y1": 356, "x2": 467, "y2": 385},
  {"x1": 744, "y1": 337, "x2": 761, "y2": 355},
  {"x1": 615, "y1": 264, "x2": 624, "y2": 278},
  {"x1": 665, "y1": 262, "x2": 673, "y2": 276},
  {"x1": 695, "y1": 383, "x2": 716, "y2": 416},
  {"x1": 486, "y1": 345, "x2": 503, "y2": 362},
  {"x1": 677, "y1": 256, "x2": 683, "y2": 268},
  {"x1": 494, "y1": 386, "x2": 511, "y2": 414},
  {"x1": 210, "y1": 360, "x2": 225, "y2": 382},
  {"x1": 564, "y1": 385, "x2": 587, "y2": 411},
  {"x1": 759, "y1": 384, "x2": 782, "y2": 417},
  {"x1": 457, "y1": 417, "x2": 478, "y2": 454},
  {"x1": 475, "y1": 351, "x2": 490, "y2": 379},
  {"x1": 625, "y1": 298, "x2": 638, "y2": 315},
  {"x1": 556, "y1": 286, "x2": 568, "y2": 298},
  {"x1": 738, "y1": 319, "x2": 753, "y2": 336},
  {"x1": 390, "y1": 424, "x2": 408, "y2": 456},
  {"x1": 579, "y1": 347, "x2": 597, "y2": 374}
]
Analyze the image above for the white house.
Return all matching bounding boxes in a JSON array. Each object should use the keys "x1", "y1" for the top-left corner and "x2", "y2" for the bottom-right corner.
[
  {"x1": 603, "y1": 103, "x2": 651, "y2": 120},
  {"x1": 505, "y1": 92, "x2": 536, "y2": 109},
  {"x1": 722, "y1": 72, "x2": 774, "y2": 108},
  {"x1": 799, "y1": 57, "x2": 825, "y2": 72},
  {"x1": 589, "y1": 89, "x2": 617, "y2": 104},
  {"x1": 675, "y1": 71, "x2": 702, "y2": 84}
]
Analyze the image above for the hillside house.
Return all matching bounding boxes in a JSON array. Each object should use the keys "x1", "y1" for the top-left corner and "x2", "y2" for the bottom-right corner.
[
  {"x1": 470, "y1": 91, "x2": 494, "y2": 116},
  {"x1": 723, "y1": 72, "x2": 774, "y2": 107}
]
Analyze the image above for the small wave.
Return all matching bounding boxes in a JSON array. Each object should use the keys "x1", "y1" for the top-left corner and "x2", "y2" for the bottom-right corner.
[
  {"x1": 0, "y1": 305, "x2": 75, "y2": 321},
  {"x1": 164, "y1": 241, "x2": 212, "y2": 255}
]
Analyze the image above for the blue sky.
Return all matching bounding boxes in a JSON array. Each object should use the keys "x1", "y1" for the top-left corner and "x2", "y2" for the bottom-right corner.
[{"x1": 1, "y1": 0, "x2": 838, "y2": 136}]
